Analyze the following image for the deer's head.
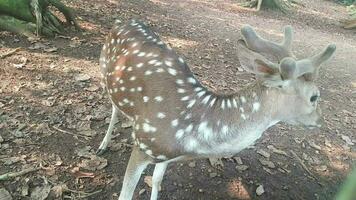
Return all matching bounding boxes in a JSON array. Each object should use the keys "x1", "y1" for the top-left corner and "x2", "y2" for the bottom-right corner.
[{"x1": 237, "y1": 25, "x2": 336, "y2": 128}]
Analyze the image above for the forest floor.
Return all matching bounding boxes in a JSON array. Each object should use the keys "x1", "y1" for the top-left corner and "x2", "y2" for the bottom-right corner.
[{"x1": 0, "y1": 0, "x2": 355, "y2": 199}]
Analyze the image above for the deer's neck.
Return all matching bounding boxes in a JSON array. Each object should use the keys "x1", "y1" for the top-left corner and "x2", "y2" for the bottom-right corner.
[{"x1": 185, "y1": 82, "x2": 281, "y2": 156}]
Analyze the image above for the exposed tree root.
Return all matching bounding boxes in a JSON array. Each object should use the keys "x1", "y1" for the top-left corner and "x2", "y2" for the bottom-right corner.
[
  {"x1": 0, "y1": 0, "x2": 80, "y2": 37},
  {"x1": 241, "y1": 0, "x2": 297, "y2": 13}
]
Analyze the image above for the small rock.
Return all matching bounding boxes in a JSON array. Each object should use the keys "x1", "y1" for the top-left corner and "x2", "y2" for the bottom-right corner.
[
  {"x1": 259, "y1": 159, "x2": 275, "y2": 169},
  {"x1": 139, "y1": 189, "x2": 146, "y2": 195},
  {"x1": 13, "y1": 130, "x2": 24, "y2": 138},
  {"x1": 0, "y1": 188, "x2": 12, "y2": 200},
  {"x1": 85, "y1": 85, "x2": 99, "y2": 92},
  {"x1": 188, "y1": 161, "x2": 196, "y2": 168},
  {"x1": 208, "y1": 157, "x2": 224, "y2": 170},
  {"x1": 233, "y1": 156, "x2": 243, "y2": 165},
  {"x1": 257, "y1": 149, "x2": 270, "y2": 158},
  {"x1": 44, "y1": 47, "x2": 58, "y2": 52},
  {"x1": 121, "y1": 120, "x2": 133, "y2": 128},
  {"x1": 75, "y1": 73, "x2": 91, "y2": 82},
  {"x1": 0, "y1": 135, "x2": 4, "y2": 143},
  {"x1": 198, "y1": 189, "x2": 204, "y2": 193},
  {"x1": 256, "y1": 185, "x2": 265, "y2": 196},
  {"x1": 209, "y1": 172, "x2": 218, "y2": 178},
  {"x1": 315, "y1": 165, "x2": 327, "y2": 172},
  {"x1": 236, "y1": 165, "x2": 249, "y2": 171}
]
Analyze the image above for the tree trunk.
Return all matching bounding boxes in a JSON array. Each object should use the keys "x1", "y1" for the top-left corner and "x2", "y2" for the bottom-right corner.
[
  {"x1": 242, "y1": 0, "x2": 294, "y2": 13},
  {"x1": 0, "y1": 0, "x2": 79, "y2": 37}
]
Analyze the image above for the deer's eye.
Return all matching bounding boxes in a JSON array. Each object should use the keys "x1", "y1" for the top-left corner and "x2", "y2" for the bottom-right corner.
[{"x1": 310, "y1": 95, "x2": 318, "y2": 102}]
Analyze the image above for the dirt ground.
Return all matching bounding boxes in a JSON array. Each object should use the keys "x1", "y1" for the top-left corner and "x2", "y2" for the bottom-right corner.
[{"x1": 1, "y1": 0, "x2": 355, "y2": 199}]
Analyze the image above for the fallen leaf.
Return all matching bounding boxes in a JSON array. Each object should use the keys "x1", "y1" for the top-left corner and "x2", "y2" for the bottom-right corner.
[
  {"x1": 30, "y1": 181, "x2": 51, "y2": 200},
  {"x1": 236, "y1": 165, "x2": 249, "y2": 171},
  {"x1": 121, "y1": 120, "x2": 133, "y2": 128},
  {"x1": 256, "y1": 185, "x2": 265, "y2": 196},
  {"x1": 71, "y1": 167, "x2": 95, "y2": 178},
  {"x1": 341, "y1": 135, "x2": 354, "y2": 146},
  {"x1": 258, "y1": 158, "x2": 275, "y2": 169},
  {"x1": 78, "y1": 155, "x2": 107, "y2": 171},
  {"x1": 267, "y1": 145, "x2": 288, "y2": 157},
  {"x1": 315, "y1": 165, "x2": 327, "y2": 172},
  {"x1": 44, "y1": 47, "x2": 58, "y2": 52},
  {"x1": 233, "y1": 157, "x2": 243, "y2": 165},
  {"x1": 188, "y1": 161, "x2": 196, "y2": 168},
  {"x1": 308, "y1": 140, "x2": 322, "y2": 150},
  {"x1": 51, "y1": 184, "x2": 68, "y2": 198},
  {"x1": 0, "y1": 188, "x2": 12, "y2": 200},
  {"x1": 208, "y1": 157, "x2": 224, "y2": 170},
  {"x1": 13, "y1": 57, "x2": 27, "y2": 69},
  {"x1": 257, "y1": 149, "x2": 270, "y2": 158}
]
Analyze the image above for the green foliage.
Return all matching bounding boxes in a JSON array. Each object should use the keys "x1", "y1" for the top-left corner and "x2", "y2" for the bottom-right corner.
[
  {"x1": 338, "y1": 0, "x2": 356, "y2": 6},
  {"x1": 336, "y1": 167, "x2": 356, "y2": 200}
]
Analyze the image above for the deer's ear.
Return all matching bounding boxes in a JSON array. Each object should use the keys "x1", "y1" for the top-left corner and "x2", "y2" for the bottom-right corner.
[{"x1": 237, "y1": 40, "x2": 278, "y2": 76}]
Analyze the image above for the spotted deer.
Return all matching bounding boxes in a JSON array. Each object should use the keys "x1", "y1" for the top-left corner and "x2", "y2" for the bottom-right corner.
[{"x1": 97, "y1": 19, "x2": 336, "y2": 200}]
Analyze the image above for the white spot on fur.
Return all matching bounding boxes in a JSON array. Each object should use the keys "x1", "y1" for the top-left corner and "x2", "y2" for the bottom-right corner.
[
  {"x1": 187, "y1": 99, "x2": 196, "y2": 108},
  {"x1": 136, "y1": 63, "x2": 144, "y2": 68},
  {"x1": 181, "y1": 96, "x2": 190, "y2": 101},
  {"x1": 187, "y1": 77, "x2": 197, "y2": 84},
  {"x1": 176, "y1": 129, "x2": 185, "y2": 139},
  {"x1": 157, "y1": 112, "x2": 166, "y2": 119},
  {"x1": 209, "y1": 97, "x2": 216, "y2": 107},
  {"x1": 143, "y1": 96, "x2": 149, "y2": 102},
  {"x1": 145, "y1": 70, "x2": 153, "y2": 75},
  {"x1": 168, "y1": 68, "x2": 177, "y2": 76},
  {"x1": 197, "y1": 90, "x2": 206, "y2": 97},
  {"x1": 137, "y1": 52, "x2": 146, "y2": 57},
  {"x1": 227, "y1": 99, "x2": 232, "y2": 108},
  {"x1": 221, "y1": 100, "x2": 226, "y2": 109},
  {"x1": 177, "y1": 88, "x2": 186, "y2": 93},
  {"x1": 154, "y1": 96, "x2": 163, "y2": 102},
  {"x1": 165, "y1": 60, "x2": 173, "y2": 67},
  {"x1": 185, "y1": 124, "x2": 194, "y2": 133},
  {"x1": 197, "y1": 121, "x2": 213, "y2": 140},
  {"x1": 232, "y1": 99, "x2": 238, "y2": 108},
  {"x1": 240, "y1": 96, "x2": 246, "y2": 103},
  {"x1": 143, "y1": 123, "x2": 157, "y2": 133},
  {"x1": 221, "y1": 125, "x2": 229, "y2": 135},
  {"x1": 171, "y1": 119, "x2": 179, "y2": 127},
  {"x1": 252, "y1": 102, "x2": 261, "y2": 112},
  {"x1": 176, "y1": 79, "x2": 184, "y2": 85},
  {"x1": 202, "y1": 95, "x2": 211, "y2": 104}
]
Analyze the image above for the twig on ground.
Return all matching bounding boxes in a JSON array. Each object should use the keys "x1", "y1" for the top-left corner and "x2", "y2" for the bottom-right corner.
[
  {"x1": 65, "y1": 188, "x2": 102, "y2": 198},
  {"x1": 0, "y1": 48, "x2": 22, "y2": 59},
  {"x1": 52, "y1": 126, "x2": 91, "y2": 139},
  {"x1": 290, "y1": 150, "x2": 321, "y2": 183},
  {"x1": 0, "y1": 166, "x2": 41, "y2": 181}
]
